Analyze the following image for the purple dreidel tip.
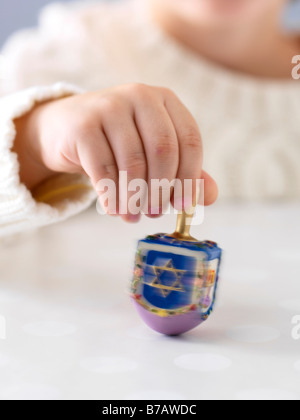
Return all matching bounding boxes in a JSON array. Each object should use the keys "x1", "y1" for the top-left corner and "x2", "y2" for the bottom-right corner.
[
  {"x1": 130, "y1": 203, "x2": 222, "y2": 336},
  {"x1": 132, "y1": 300, "x2": 204, "y2": 336}
]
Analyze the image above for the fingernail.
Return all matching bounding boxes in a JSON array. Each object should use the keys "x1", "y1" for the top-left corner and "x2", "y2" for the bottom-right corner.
[
  {"x1": 183, "y1": 197, "x2": 193, "y2": 210},
  {"x1": 173, "y1": 198, "x2": 183, "y2": 211},
  {"x1": 174, "y1": 197, "x2": 194, "y2": 211},
  {"x1": 149, "y1": 207, "x2": 161, "y2": 215},
  {"x1": 128, "y1": 214, "x2": 140, "y2": 223}
]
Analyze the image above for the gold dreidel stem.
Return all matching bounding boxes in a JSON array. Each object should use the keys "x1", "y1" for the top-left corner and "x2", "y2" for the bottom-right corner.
[{"x1": 170, "y1": 188, "x2": 200, "y2": 242}]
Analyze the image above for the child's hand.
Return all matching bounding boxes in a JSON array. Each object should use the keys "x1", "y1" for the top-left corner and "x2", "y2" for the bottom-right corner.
[{"x1": 14, "y1": 84, "x2": 218, "y2": 222}]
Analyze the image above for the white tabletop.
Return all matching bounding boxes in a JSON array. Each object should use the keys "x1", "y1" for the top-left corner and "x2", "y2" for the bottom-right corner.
[{"x1": 0, "y1": 201, "x2": 300, "y2": 400}]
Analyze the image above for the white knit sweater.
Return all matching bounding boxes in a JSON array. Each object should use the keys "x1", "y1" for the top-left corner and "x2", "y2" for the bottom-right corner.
[{"x1": 0, "y1": 0, "x2": 299, "y2": 237}]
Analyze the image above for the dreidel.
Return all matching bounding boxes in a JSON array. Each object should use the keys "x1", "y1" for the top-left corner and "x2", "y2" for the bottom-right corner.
[{"x1": 130, "y1": 199, "x2": 222, "y2": 336}]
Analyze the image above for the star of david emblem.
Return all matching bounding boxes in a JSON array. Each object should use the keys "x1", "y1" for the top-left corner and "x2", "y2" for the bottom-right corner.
[{"x1": 150, "y1": 259, "x2": 186, "y2": 298}]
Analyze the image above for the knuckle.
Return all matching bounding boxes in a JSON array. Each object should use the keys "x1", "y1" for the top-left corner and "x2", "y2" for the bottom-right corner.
[
  {"x1": 153, "y1": 135, "x2": 178, "y2": 159},
  {"x1": 101, "y1": 163, "x2": 118, "y2": 180},
  {"x1": 153, "y1": 85, "x2": 177, "y2": 101},
  {"x1": 128, "y1": 83, "x2": 153, "y2": 99},
  {"x1": 160, "y1": 86, "x2": 176, "y2": 97},
  {"x1": 124, "y1": 152, "x2": 146, "y2": 176},
  {"x1": 182, "y1": 128, "x2": 202, "y2": 150},
  {"x1": 100, "y1": 97, "x2": 124, "y2": 114}
]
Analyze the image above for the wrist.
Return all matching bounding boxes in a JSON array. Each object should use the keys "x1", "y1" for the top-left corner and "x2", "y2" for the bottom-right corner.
[{"x1": 13, "y1": 103, "x2": 57, "y2": 191}]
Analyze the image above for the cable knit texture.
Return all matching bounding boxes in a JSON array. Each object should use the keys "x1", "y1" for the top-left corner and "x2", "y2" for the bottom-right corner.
[{"x1": 0, "y1": 0, "x2": 299, "y2": 236}]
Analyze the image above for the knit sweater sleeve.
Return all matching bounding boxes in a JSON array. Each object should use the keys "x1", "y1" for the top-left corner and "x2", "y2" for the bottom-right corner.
[{"x1": 0, "y1": 4, "x2": 98, "y2": 238}]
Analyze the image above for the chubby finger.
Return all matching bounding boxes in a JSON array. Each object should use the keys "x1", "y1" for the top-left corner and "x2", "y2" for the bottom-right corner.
[
  {"x1": 133, "y1": 90, "x2": 179, "y2": 217},
  {"x1": 101, "y1": 105, "x2": 147, "y2": 223},
  {"x1": 76, "y1": 127, "x2": 119, "y2": 215},
  {"x1": 164, "y1": 91, "x2": 203, "y2": 210}
]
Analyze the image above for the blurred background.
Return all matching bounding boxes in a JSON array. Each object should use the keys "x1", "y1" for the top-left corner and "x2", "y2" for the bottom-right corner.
[
  {"x1": 1, "y1": 0, "x2": 299, "y2": 48},
  {"x1": 0, "y1": 0, "x2": 71, "y2": 47},
  {"x1": 0, "y1": 0, "x2": 120, "y2": 48}
]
